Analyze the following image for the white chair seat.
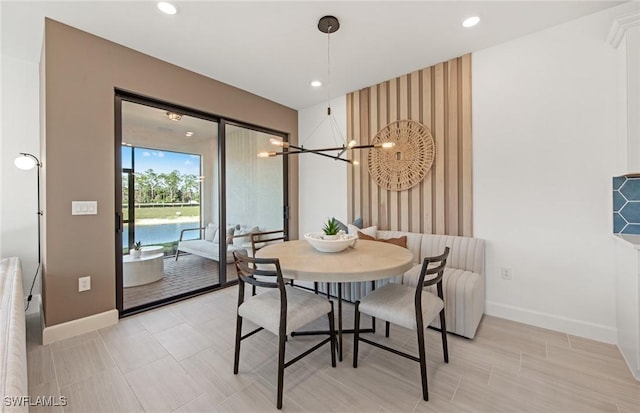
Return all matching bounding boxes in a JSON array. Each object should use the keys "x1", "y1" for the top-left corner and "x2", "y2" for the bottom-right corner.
[
  {"x1": 239, "y1": 285, "x2": 331, "y2": 335},
  {"x1": 359, "y1": 283, "x2": 443, "y2": 331}
]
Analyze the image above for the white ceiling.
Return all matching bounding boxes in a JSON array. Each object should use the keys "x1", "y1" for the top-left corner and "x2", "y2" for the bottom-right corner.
[{"x1": 0, "y1": 1, "x2": 625, "y2": 110}]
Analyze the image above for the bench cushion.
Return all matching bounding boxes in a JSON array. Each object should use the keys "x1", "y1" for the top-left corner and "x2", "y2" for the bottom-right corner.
[
  {"x1": 177, "y1": 239, "x2": 245, "y2": 262},
  {"x1": 0, "y1": 257, "x2": 28, "y2": 412},
  {"x1": 401, "y1": 265, "x2": 484, "y2": 338}
]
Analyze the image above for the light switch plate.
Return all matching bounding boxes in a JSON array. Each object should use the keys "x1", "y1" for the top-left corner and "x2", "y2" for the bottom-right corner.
[{"x1": 72, "y1": 201, "x2": 98, "y2": 215}]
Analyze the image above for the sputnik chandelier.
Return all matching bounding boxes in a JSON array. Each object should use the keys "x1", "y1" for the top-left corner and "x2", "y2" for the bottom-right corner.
[{"x1": 258, "y1": 15, "x2": 394, "y2": 164}]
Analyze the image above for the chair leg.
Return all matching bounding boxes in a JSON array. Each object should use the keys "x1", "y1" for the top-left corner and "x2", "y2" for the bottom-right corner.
[
  {"x1": 371, "y1": 281, "x2": 376, "y2": 333},
  {"x1": 174, "y1": 251, "x2": 179, "y2": 261},
  {"x1": 233, "y1": 315, "x2": 243, "y2": 374},
  {"x1": 314, "y1": 281, "x2": 319, "y2": 295},
  {"x1": 276, "y1": 331, "x2": 286, "y2": 409},
  {"x1": 328, "y1": 302, "x2": 337, "y2": 367},
  {"x1": 439, "y1": 309, "x2": 449, "y2": 363},
  {"x1": 353, "y1": 301, "x2": 361, "y2": 368},
  {"x1": 251, "y1": 285, "x2": 256, "y2": 296},
  {"x1": 416, "y1": 326, "x2": 429, "y2": 401},
  {"x1": 385, "y1": 321, "x2": 390, "y2": 338}
]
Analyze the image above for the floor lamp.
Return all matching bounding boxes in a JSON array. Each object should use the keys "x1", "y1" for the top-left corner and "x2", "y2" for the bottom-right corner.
[{"x1": 14, "y1": 152, "x2": 42, "y2": 310}]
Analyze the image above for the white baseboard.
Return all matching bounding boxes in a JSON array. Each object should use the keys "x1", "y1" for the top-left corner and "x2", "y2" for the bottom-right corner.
[
  {"x1": 486, "y1": 301, "x2": 617, "y2": 344},
  {"x1": 42, "y1": 309, "x2": 119, "y2": 345},
  {"x1": 617, "y1": 346, "x2": 640, "y2": 381}
]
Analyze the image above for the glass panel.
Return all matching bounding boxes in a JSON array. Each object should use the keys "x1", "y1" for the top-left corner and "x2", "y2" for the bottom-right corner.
[
  {"x1": 122, "y1": 145, "x2": 132, "y2": 169},
  {"x1": 120, "y1": 100, "x2": 219, "y2": 311},
  {"x1": 122, "y1": 223, "x2": 129, "y2": 255},
  {"x1": 225, "y1": 124, "x2": 284, "y2": 268},
  {"x1": 122, "y1": 171, "x2": 130, "y2": 255},
  {"x1": 132, "y1": 147, "x2": 202, "y2": 252}
]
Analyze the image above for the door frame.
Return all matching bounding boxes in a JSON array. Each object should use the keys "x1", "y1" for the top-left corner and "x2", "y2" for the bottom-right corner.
[{"x1": 114, "y1": 90, "x2": 289, "y2": 316}]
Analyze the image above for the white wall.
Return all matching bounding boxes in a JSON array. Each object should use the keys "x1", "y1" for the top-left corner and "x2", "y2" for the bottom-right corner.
[
  {"x1": 0, "y1": 54, "x2": 41, "y2": 304},
  {"x1": 613, "y1": 237, "x2": 640, "y2": 379},
  {"x1": 298, "y1": 96, "x2": 348, "y2": 237},
  {"x1": 624, "y1": 25, "x2": 640, "y2": 172},
  {"x1": 473, "y1": 5, "x2": 631, "y2": 343}
]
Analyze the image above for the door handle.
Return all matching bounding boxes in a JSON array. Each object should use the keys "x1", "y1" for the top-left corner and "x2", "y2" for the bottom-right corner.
[{"x1": 115, "y1": 212, "x2": 123, "y2": 232}]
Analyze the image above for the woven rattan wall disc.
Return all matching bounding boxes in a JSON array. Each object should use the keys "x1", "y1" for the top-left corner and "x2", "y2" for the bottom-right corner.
[{"x1": 367, "y1": 120, "x2": 434, "y2": 191}]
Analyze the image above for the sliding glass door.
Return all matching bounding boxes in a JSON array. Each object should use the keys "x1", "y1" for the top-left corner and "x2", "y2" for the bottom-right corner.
[
  {"x1": 116, "y1": 96, "x2": 220, "y2": 314},
  {"x1": 224, "y1": 123, "x2": 287, "y2": 254},
  {"x1": 115, "y1": 95, "x2": 288, "y2": 315}
]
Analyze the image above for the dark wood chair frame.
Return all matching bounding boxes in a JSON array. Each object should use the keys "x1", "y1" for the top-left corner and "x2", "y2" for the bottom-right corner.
[
  {"x1": 233, "y1": 251, "x2": 337, "y2": 409},
  {"x1": 353, "y1": 247, "x2": 450, "y2": 401},
  {"x1": 249, "y1": 230, "x2": 286, "y2": 257},
  {"x1": 250, "y1": 230, "x2": 321, "y2": 296},
  {"x1": 249, "y1": 230, "x2": 286, "y2": 296}
]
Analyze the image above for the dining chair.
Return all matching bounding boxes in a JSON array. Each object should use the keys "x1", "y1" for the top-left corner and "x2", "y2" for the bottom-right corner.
[
  {"x1": 249, "y1": 229, "x2": 285, "y2": 257},
  {"x1": 353, "y1": 247, "x2": 450, "y2": 401},
  {"x1": 233, "y1": 251, "x2": 336, "y2": 409},
  {"x1": 250, "y1": 230, "x2": 321, "y2": 296},
  {"x1": 249, "y1": 230, "x2": 286, "y2": 296}
]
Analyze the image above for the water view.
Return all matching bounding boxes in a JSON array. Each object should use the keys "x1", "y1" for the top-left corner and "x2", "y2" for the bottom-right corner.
[{"x1": 123, "y1": 221, "x2": 201, "y2": 247}]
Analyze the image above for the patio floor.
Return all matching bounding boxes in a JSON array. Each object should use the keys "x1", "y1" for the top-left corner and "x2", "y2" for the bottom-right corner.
[{"x1": 123, "y1": 254, "x2": 234, "y2": 310}]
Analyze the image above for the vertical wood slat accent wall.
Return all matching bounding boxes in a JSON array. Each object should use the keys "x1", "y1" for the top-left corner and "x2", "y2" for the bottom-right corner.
[{"x1": 347, "y1": 54, "x2": 473, "y2": 236}]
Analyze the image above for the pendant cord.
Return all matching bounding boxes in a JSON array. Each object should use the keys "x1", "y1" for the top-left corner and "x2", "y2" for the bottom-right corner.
[
  {"x1": 326, "y1": 26, "x2": 342, "y2": 147},
  {"x1": 297, "y1": 17, "x2": 346, "y2": 152},
  {"x1": 327, "y1": 26, "x2": 331, "y2": 117}
]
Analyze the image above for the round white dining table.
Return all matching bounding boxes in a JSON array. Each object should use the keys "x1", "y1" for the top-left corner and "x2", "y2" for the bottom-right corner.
[
  {"x1": 255, "y1": 239, "x2": 414, "y2": 282},
  {"x1": 256, "y1": 239, "x2": 414, "y2": 360}
]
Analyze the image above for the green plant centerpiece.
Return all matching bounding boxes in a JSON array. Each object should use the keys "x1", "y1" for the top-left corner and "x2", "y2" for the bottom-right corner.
[{"x1": 322, "y1": 218, "x2": 341, "y2": 240}]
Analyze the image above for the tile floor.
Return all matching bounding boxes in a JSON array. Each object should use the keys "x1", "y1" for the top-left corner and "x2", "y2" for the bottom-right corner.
[{"x1": 26, "y1": 286, "x2": 640, "y2": 412}]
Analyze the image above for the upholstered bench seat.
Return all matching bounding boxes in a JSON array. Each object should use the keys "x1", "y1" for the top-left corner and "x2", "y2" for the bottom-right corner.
[
  {"x1": 311, "y1": 230, "x2": 485, "y2": 339},
  {"x1": 378, "y1": 230, "x2": 485, "y2": 339},
  {"x1": 0, "y1": 257, "x2": 28, "y2": 412}
]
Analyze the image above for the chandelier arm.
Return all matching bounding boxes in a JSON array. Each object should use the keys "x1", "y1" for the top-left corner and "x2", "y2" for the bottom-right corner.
[
  {"x1": 274, "y1": 149, "x2": 352, "y2": 164},
  {"x1": 286, "y1": 143, "x2": 379, "y2": 152},
  {"x1": 298, "y1": 145, "x2": 347, "y2": 153}
]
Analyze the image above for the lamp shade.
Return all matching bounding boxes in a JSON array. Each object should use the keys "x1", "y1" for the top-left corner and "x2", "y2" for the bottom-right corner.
[{"x1": 14, "y1": 155, "x2": 37, "y2": 170}]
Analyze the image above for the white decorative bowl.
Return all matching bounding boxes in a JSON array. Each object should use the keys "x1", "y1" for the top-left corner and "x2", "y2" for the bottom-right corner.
[{"x1": 304, "y1": 232, "x2": 356, "y2": 253}]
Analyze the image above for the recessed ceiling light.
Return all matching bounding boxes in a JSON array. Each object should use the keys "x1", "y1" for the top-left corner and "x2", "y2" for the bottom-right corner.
[
  {"x1": 310, "y1": 80, "x2": 322, "y2": 88},
  {"x1": 186, "y1": 131, "x2": 194, "y2": 137},
  {"x1": 157, "y1": 2, "x2": 177, "y2": 15},
  {"x1": 166, "y1": 111, "x2": 182, "y2": 121},
  {"x1": 462, "y1": 16, "x2": 480, "y2": 28}
]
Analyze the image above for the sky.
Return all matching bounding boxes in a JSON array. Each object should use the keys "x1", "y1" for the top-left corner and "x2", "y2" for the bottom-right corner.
[{"x1": 122, "y1": 146, "x2": 201, "y2": 176}]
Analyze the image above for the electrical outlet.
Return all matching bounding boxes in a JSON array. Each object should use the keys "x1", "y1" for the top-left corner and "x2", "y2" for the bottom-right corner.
[
  {"x1": 501, "y1": 267, "x2": 512, "y2": 280},
  {"x1": 78, "y1": 276, "x2": 91, "y2": 292}
]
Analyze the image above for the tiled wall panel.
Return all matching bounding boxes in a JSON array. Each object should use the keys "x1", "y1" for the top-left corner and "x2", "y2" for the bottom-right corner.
[{"x1": 614, "y1": 175, "x2": 640, "y2": 234}]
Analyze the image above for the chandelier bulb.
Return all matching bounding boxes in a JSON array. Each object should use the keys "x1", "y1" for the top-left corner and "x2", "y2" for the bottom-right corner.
[{"x1": 257, "y1": 151, "x2": 276, "y2": 158}]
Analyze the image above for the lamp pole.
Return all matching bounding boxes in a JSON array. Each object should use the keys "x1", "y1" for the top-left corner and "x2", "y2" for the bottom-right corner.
[{"x1": 16, "y1": 152, "x2": 42, "y2": 263}]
